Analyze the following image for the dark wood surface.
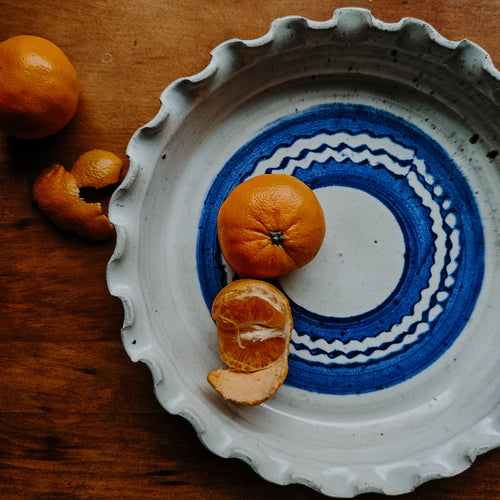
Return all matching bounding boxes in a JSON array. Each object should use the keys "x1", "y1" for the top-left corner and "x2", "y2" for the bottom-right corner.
[{"x1": 1, "y1": 1, "x2": 499, "y2": 498}]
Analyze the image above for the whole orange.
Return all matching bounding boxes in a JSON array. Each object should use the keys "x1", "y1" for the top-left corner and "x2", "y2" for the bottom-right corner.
[
  {"x1": 217, "y1": 174, "x2": 326, "y2": 279},
  {"x1": 0, "y1": 35, "x2": 79, "y2": 139}
]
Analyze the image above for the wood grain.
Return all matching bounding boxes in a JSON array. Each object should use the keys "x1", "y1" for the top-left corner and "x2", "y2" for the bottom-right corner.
[{"x1": 1, "y1": 0, "x2": 499, "y2": 498}]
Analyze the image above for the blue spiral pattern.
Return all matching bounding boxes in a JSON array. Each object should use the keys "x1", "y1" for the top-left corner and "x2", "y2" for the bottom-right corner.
[{"x1": 196, "y1": 104, "x2": 484, "y2": 394}]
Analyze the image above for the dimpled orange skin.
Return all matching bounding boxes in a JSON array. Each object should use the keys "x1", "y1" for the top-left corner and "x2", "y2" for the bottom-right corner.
[
  {"x1": 217, "y1": 174, "x2": 326, "y2": 279},
  {"x1": 70, "y1": 149, "x2": 123, "y2": 188},
  {"x1": 0, "y1": 35, "x2": 79, "y2": 139}
]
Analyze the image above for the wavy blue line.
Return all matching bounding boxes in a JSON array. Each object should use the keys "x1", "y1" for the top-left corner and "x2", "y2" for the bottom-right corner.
[
  {"x1": 247, "y1": 127, "x2": 418, "y2": 177},
  {"x1": 291, "y1": 326, "x2": 419, "y2": 360},
  {"x1": 291, "y1": 327, "x2": 425, "y2": 366},
  {"x1": 246, "y1": 124, "x2": 459, "y2": 366},
  {"x1": 290, "y1": 270, "x2": 459, "y2": 365}
]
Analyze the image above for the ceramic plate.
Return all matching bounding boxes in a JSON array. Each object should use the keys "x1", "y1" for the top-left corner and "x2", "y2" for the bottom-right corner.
[{"x1": 107, "y1": 8, "x2": 500, "y2": 497}]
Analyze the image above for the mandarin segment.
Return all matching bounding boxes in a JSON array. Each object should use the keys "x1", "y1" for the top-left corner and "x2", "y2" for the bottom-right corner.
[
  {"x1": 208, "y1": 279, "x2": 293, "y2": 405},
  {"x1": 211, "y1": 279, "x2": 293, "y2": 372},
  {"x1": 217, "y1": 174, "x2": 325, "y2": 279}
]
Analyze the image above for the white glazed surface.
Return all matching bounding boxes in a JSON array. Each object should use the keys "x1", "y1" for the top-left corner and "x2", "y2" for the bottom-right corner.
[{"x1": 107, "y1": 8, "x2": 500, "y2": 497}]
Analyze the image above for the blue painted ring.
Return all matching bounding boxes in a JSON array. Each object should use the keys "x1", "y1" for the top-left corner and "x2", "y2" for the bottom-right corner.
[{"x1": 197, "y1": 104, "x2": 484, "y2": 395}]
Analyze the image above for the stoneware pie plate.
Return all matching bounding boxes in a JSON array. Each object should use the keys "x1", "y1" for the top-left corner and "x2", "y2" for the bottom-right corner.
[{"x1": 107, "y1": 8, "x2": 500, "y2": 497}]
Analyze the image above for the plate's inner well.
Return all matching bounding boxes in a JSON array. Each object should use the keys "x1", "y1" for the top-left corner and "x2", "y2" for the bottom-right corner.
[{"x1": 196, "y1": 103, "x2": 485, "y2": 395}]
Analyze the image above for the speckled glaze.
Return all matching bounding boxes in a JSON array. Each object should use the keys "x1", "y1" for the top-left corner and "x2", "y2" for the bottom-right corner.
[{"x1": 107, "y1": 8, "x2": 500, "y2": 497}]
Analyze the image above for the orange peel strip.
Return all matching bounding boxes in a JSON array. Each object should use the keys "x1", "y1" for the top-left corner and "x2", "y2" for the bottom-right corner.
[
  {"x1": 32, "y1": 163, "x2": 115, "y2": 240},
  {"x1": 207, "y1": 352, "x2": 289, "y2": 406}
]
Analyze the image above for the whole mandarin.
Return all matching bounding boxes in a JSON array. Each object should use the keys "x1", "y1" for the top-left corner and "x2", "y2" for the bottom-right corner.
[
  {"x1": 217, "y1": 174, "x2": 326, "y2": 279},
  {"x1": 0, "y1": 35, "x2": 79, "y2": 139}
]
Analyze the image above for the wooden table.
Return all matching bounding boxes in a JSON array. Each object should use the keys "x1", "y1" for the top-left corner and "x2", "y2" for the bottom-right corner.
[{"x1": 1, "y1": 1, "x2": 499, "y2": 498}]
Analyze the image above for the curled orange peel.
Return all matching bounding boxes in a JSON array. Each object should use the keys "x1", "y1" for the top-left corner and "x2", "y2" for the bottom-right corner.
[
  {"x1": 32, "y1": 150, "x2": 124, "y2": 240},
  {"x1": 70, "y1": 149, "x2": 123, "y2": 189},
  {"x1": 207, "y1": 351, "x2": 289, "y2": 406}
]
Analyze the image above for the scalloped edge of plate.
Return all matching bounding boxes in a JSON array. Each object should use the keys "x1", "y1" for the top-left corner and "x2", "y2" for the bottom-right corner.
[{"x1": 107, "y1": 7, "x2": 500, "y2": 497}]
